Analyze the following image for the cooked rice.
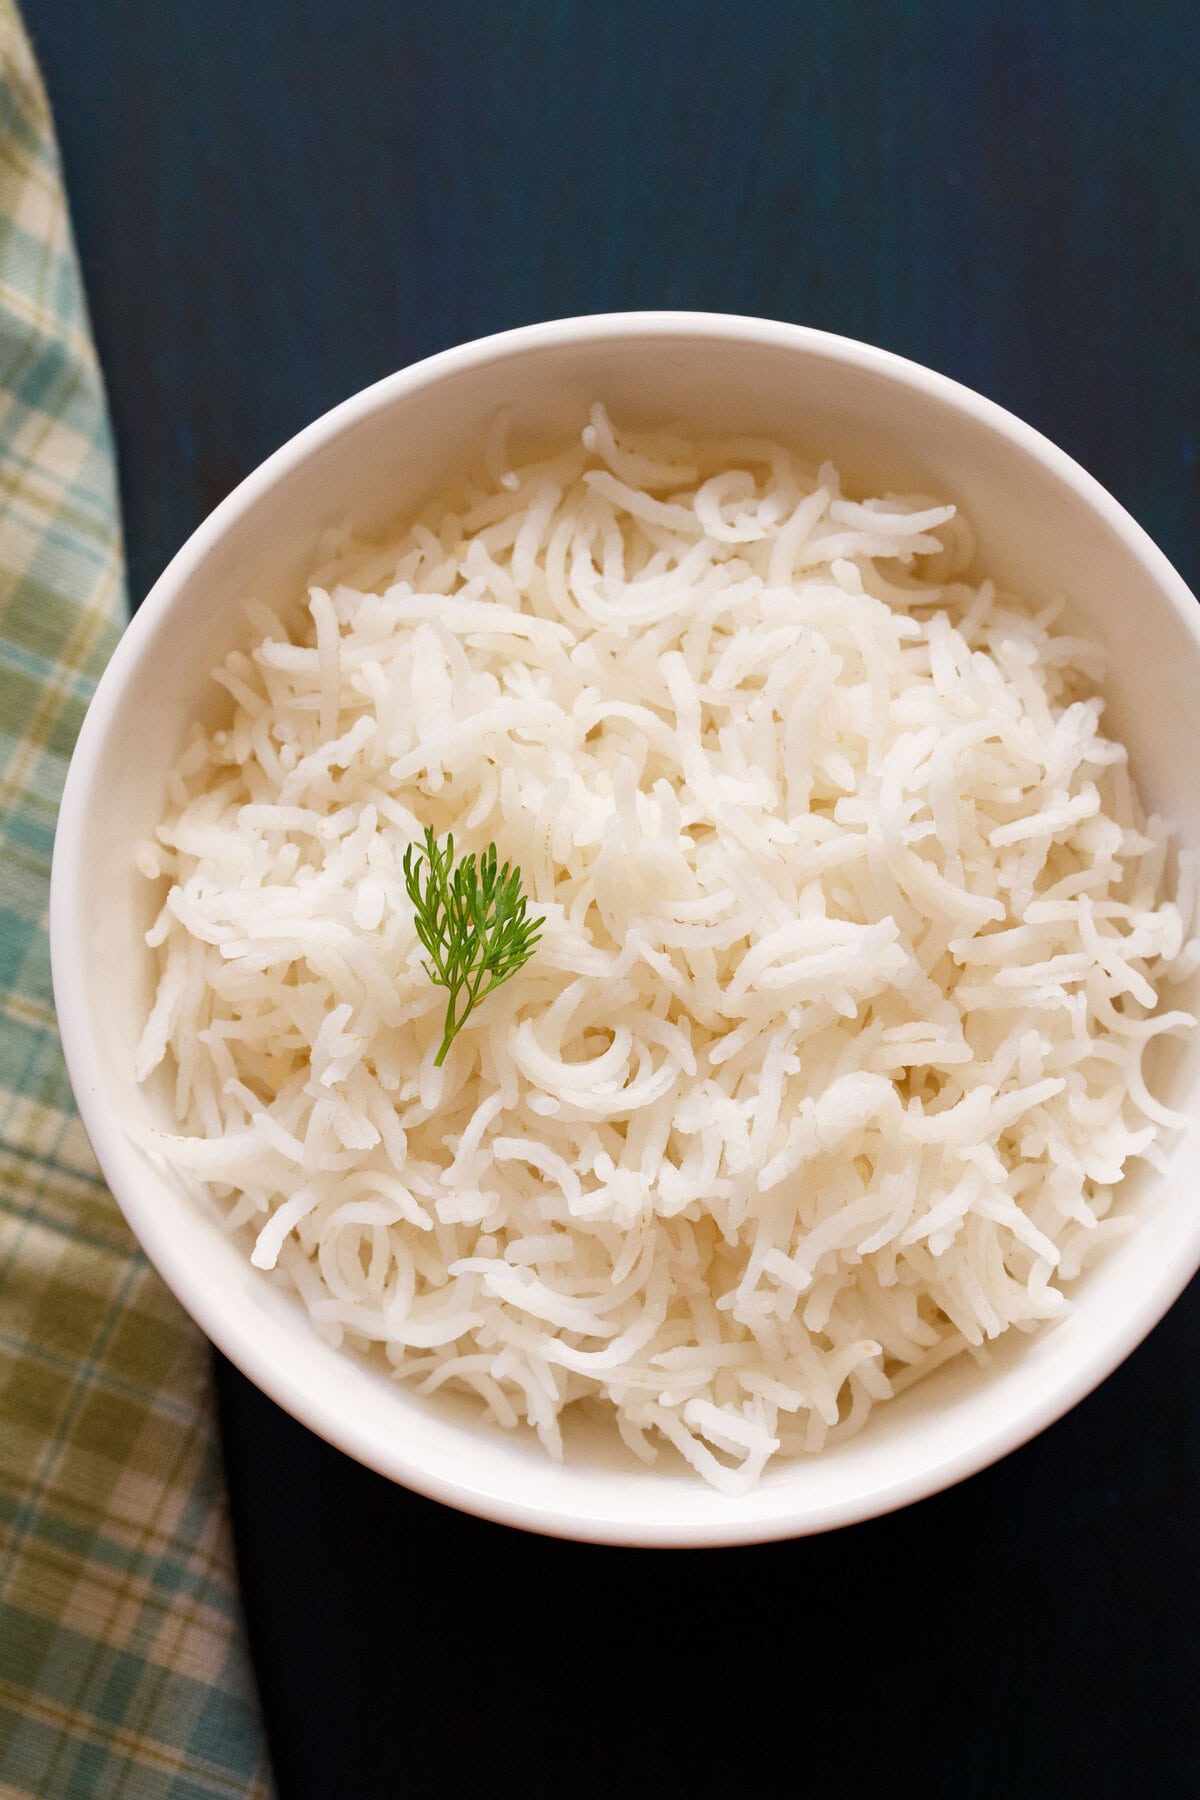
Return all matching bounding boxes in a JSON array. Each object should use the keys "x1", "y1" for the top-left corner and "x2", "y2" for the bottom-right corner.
[{"x1": 136, "y1": 406, "x2": 1197, "y2": 1493}]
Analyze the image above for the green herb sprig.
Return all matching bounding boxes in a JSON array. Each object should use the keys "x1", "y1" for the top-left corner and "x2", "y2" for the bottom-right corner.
[{"x1": 403, "y1": 826, "x2": 545, "y2": 1066}]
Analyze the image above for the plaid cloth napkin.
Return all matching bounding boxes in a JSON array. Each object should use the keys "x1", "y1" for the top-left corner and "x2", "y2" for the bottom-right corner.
[{"x1": 0, "y1": 6, "x2": 271, "y2": 1794}]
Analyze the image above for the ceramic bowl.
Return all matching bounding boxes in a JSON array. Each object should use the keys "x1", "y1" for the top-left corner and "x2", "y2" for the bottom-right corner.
[{"x1": 51, "y1": 312, "x2": 1200, "y2": 1545}]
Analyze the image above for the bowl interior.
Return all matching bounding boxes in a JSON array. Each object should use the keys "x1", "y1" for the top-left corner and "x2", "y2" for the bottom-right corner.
[{"x1": 54, "y1": 317, "x2": 1200, "y2": 1544}]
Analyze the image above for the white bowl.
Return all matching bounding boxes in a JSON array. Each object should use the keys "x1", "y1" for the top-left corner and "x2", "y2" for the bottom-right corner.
[{"x1": 51, "y1": 312, "x2": 1200, "y2": 1546}]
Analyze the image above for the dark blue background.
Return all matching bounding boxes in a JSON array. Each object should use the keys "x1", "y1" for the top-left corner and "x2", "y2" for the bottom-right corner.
[{"x1": 23, "y1": 2, "x2": 1200, "y2": 1795}]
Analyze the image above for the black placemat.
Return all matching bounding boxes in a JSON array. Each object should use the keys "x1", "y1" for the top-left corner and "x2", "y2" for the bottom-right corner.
[
  {"x1": 23, "y1": 0, "x2": 1200, "y2": 1793},
  {"x1": 216, "y1": 1302, "x2": 1200, "y2": 1800}
]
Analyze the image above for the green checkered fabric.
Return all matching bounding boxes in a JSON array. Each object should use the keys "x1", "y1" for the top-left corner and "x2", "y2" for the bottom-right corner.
[{"x1": 0, "y1": 6, "x2": 271, "y2": 1794}]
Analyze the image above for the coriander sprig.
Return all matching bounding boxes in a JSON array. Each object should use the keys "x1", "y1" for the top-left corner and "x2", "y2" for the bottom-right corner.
[{"x1": 403, "y1": 826, "x2": 545, "y2": 1066}]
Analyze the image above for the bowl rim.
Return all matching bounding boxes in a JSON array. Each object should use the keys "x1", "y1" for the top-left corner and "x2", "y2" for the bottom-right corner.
[{"x1": 50, "y1": 309, "x2": 1200, "y2": 1546}]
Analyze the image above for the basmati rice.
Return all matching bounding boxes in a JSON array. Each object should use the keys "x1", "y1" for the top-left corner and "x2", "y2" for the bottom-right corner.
[{"x1": 136, "y1": 406, "x2": 1197, "y2": 1494}]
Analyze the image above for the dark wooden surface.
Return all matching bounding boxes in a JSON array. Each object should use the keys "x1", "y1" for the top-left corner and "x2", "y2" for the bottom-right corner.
[{"x1": 23, "y1": 2, "x2": 1200, "y2": 1795}]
